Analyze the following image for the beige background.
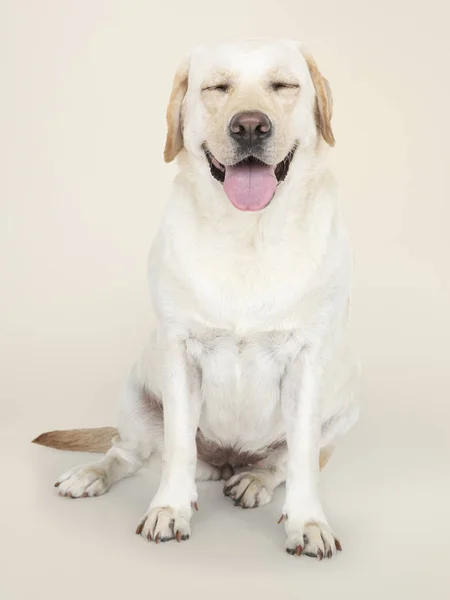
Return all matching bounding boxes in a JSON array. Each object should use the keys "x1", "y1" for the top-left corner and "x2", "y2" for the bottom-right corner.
[{"x1": 2, "y1": 1, "x2": 450, "y2": 598}]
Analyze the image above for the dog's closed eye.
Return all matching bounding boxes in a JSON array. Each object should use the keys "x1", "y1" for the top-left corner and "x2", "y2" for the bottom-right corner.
[
  {"x1": 202, "y1": 84, "x2": 230, "y2": 93},
  {"x1": 271, "y1": 82, "x2": 300, "y2": 92}
]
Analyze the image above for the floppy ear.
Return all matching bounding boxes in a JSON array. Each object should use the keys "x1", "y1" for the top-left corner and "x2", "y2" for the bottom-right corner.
[
  {"x1": 303, "y1": 50, "x2": 335, "y2": 147},
  {"x1": 164, "y1": 58, "x2": 190, "y2": 163}
]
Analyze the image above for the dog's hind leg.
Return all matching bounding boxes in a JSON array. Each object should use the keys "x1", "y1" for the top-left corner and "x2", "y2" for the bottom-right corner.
[
  {"x1": 222, "y1": 445, "x2": 334, "y2": 509},
  {"x1": 222, "y1": 448, "x2": 288, "y2": 509},
  {"x1": 55, "y1": 363, "x2": 164, "y2": 498}
]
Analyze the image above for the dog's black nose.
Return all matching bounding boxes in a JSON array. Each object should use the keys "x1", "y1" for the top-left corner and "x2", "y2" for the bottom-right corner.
[{"x1": 229, "y1": 111, "x2": 272, "y2": 145}]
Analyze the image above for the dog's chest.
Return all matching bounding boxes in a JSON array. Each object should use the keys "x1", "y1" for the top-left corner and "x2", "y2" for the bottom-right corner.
[
  {"x1": 187, "y1": 329, "x2": 299, "y2": 449},
  {"x1": 163, "y1": 209, "x2": 324, "y2": 332}
]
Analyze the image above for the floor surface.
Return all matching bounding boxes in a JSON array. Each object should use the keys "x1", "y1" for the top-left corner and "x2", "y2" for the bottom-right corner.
[{"x1": 3, "y1": 363, "x2": 449, "y2": 599}]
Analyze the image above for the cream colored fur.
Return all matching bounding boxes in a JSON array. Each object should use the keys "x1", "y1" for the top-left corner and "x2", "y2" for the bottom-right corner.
[{"x1": 34, "y1": 39, "x2": 360, "y2": 559}]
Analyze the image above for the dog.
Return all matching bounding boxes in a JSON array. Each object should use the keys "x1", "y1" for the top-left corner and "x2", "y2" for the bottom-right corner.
[{"x1": 34, "y1": 38, "x2": 360, "y2": 559}]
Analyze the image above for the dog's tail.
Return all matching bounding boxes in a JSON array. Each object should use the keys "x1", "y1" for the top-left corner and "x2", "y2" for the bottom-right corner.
[{"x1": 32, "y1": 427, "x2": 118, "y2": 453}]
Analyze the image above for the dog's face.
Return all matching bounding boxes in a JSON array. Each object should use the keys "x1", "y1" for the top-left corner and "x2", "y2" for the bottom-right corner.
[{"x1": 164, "y1": 39, "x2": 334, "y2": 211}]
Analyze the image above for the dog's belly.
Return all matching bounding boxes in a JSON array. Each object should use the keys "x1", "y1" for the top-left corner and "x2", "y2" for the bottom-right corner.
[
  {"x1": 195, "y1": 431, "x2": 286, "y2": 467},
  {"x1": 187, "y1": 329, "x2": 299, "y2": 465}
]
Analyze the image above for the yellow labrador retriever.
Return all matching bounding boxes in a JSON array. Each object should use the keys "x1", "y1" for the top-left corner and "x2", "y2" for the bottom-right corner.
[{"x1": 34, "y1": 38, "x2": 360, "y2": 559}]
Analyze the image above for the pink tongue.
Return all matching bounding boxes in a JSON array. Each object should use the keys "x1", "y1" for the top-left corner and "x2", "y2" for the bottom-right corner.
[{"x1": 224, "y1": 162, "x2": 277, "y2": 211}]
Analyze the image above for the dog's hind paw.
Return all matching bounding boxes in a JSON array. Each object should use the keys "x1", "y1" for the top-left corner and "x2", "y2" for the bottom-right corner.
[
  {"x1": 223, "y1": 471, "x2": 274, "y2": 508},
  {"x1": 55, "y1": 464, "x2": 110, "y2": 498}
]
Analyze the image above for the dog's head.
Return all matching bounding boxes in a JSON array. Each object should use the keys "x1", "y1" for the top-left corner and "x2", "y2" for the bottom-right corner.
[{"x1": 164, "y1": 39, "x2": 334, "y2": 212}]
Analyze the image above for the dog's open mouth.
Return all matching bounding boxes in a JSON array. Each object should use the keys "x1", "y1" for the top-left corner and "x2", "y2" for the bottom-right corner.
[{"x1": 203, "y1": 145, "x2": 297, "y2": 212}]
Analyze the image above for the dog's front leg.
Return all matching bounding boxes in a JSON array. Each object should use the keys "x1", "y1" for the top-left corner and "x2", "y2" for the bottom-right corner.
[
  {"x1": 281, "y1": 347, "x2": 341, "y2": 559},
  {"x1": 136, "y1": 333, "x2": 200, "y2": 544}
]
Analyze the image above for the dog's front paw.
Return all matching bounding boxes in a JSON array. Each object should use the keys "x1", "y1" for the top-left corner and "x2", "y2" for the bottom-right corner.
[
  {"x1": 282, "y1": 516, "x2": 342, "y2": 559},
  {"x1": 55, "y1": 464, "x2": 109, "y2": 498},
  {"x1": 223, "y1": 471, "x2": 273, "y2": 508},
  {"x1": 136, "y1": 505, "x2": 194, "y2": 543}
]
